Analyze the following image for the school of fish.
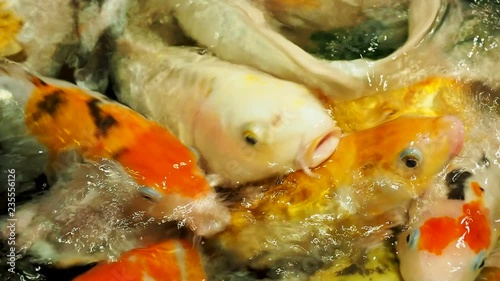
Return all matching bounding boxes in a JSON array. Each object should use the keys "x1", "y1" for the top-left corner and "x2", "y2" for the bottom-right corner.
[{"x1": 0, "y1": 0, "x2": 498, "y2": 281}]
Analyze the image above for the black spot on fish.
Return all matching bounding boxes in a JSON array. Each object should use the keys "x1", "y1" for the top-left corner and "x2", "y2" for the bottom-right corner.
[
  {"x1": 36, "y1": 90, "x2": 65, "y2": 116},
  {"x1": 446, "y1": 169, "x2": 473, "y2": 200},
  {"x1": 32, "y1": 76, "x2": 48, "y2": 87},
  {"x1": 87, "y1": 98, "x2": 117, "y2": 137},
  {"x1": 110, "y1": 147, "x2": 129, "y2": 159}
]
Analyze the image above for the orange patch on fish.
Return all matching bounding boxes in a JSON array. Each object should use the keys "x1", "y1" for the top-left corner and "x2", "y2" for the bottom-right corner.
[
  {"x1": 73, "y1": 240, "x2": 206, "y2": 281},
  {"x1": 471, "y1": 182, "x2": 484, "y2": 197},
  {"x1": 418, "y1": 217, "x2": 460, "y2": 255},
  {"x1": 418, "y1": 200, "x2": 491, "y2": 255},
  {"x1": 461, "y1": 201, "x2": 491, "y2": 253},
  {"x1": 24, "y1": 77, "x2": 210, "y2": 199}
]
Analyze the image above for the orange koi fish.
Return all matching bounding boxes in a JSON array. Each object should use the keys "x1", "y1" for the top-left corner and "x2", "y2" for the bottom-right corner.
[
  {"x1": 0, "y1": 59, "x2": 229, "y2": 236},
  {"x1": 397, "y1": 154, "x2": 500, "y2": 281},
  {"x1": 73, "y1": 239, "x2": 207, "y2": 281}
]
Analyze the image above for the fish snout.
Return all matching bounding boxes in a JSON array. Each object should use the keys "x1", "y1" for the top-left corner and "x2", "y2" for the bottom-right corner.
[{"x1": 437, "y1": 115, "x2": 465, "y2": 157}]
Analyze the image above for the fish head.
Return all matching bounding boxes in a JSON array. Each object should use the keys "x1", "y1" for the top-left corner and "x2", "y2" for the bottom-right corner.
[
  {"x1": 397, "y1": 157, "x2": 499, "y2": 281},
  {"x1": 193, "y1": 80, "x2": 341, "y2": 185},
  {"x1": 332, "y1": 115, "x2": 464, "y2": 212},
  {"x1": 347, "y1": 115, "x2": 464, "y2": 193}
]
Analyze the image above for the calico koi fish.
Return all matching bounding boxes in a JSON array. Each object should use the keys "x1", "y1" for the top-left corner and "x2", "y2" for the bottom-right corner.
[
  {"x1": 397, "y1": 154, "x2": 500, "y2": 281},
  {"x1": 73, "y1": 239, "x2": 207, "y2": 281},
  {"x1": 215, "y1": 115, "x2": 464, "y2": 272},
  {"x1": 0, "y1": 59, "x2": 230, "y2": 236}
]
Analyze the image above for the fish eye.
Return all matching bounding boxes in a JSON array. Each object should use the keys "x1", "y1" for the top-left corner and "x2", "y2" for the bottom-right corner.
[
  {"x1": 473, "y1": 252, "x2": 487, "y2": 271},
  {"x1": 407, "y1": 229, "x2": 420, "y2": 249},
  {"x1": 138, "y1": 186, "x2": 163, "y2": 202},
  {"x1": 242, "y1": 122, "x2": 270, "y2": 146},
  {"x1": 244, "y1": 132, "x2": 258, "y2": 145},
  {"x1": 399, "y1": 148, "x2": 423, "y2": 169}
]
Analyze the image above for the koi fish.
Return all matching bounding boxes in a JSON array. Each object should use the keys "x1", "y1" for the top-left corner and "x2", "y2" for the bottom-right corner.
[
  {"x1": 73, "y1": 239, "x2": 207, "y2": 281},
  {"x1": 214, "y1": 115, "x2": 464, "y2": 273},
  {"x1": 332, "y1": 76, "x2": 499, "y2": 133},
  {"x1": 0, "y1": 156, "x2": 173, "y2": 267},
  {"x1": 396, "y1": 154, "x2": 500, "y2": 281},
  {"x1": 112, "y1": 38, "x2": 341, "y2": 186},
  {"x1": 165, "y1": 0, "x2": 448, "y2": 100},
  {"x1": 0, "y1": 59, "x2": 230, "y2": 237}
]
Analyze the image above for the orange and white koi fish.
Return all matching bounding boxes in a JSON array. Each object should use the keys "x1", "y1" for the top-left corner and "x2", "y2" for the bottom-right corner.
[
  {"x1": 73, "y1": 239, "x2": 207, "y2": 281},
  {"x1": 0, "y1": 59, "x2": 230, "y2": 237},
  {"x1": 397, "y1": 154, "x2": 500, "y2": 281}
]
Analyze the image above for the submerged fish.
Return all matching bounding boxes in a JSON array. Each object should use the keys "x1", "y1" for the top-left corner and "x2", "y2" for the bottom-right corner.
[
  {"x1": 73, "y1": 239, "x2": 206, "y2": 281},
  {"x1": 0, "y1": 59, "x2": 230, "y2": 237},
  {"x1": 166, "y1": 0, "x2": 448, "y2": 100},
  {"x1": 0, "y1": 156, "x2": 173, "y2": 268},
  {"x1": 213, "y1": 115, "x2": 464, "y2": 275},
  {"x1": 3, "y1": 0, "x2": 77, "y2": 76},
  {"x1": 396, "y1": 154, "x2": 500, "y2": 281},
  {"x1": 112, "y1": 40, "x2": 340, "y2": 186}
]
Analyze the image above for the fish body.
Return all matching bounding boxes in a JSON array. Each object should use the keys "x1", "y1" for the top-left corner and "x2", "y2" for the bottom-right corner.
[
  {"x1": 396, "y1": 154, "x2": 500, "y2": 281},
  {"x1": 0, "y1": 59, "x2": 230, "y2": 237},
  {"x1": 215, "y1": 115, "x2": 464, "y2": 273},
  {"x1": 332, "y1": 77, "x2": 470, "y2": 132},
  {"x1": 113, "y1": 41, "x2": 340, "y2": 186},
  {"x1": 166, "y1": 0, "x2": 448, "y2": 100},
  {"x1": 73, "y1": 239, "x2": 206, "y2": 281}
]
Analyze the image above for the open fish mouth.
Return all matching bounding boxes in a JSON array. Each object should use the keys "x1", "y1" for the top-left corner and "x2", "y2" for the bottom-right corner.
[{"x1": 297, "y1": 128, "x2": 342, "y2": 176}]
